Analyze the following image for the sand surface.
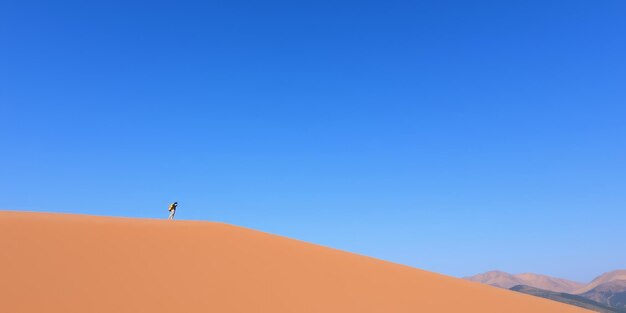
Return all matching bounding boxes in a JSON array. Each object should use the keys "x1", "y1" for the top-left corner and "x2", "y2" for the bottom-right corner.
[{"x1": 0, "y1": 211, "x2": 591, "y2": 313}]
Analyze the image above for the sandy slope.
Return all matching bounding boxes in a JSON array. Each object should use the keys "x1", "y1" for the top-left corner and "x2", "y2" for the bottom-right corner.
[{"x1": 0, "y1": 211, "x2": 591, "y2": 313}]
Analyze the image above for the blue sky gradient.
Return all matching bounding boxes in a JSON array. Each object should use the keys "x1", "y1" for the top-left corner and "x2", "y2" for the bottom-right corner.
[{"x1": 1, "y1": 0, "x2": 625, "y2": 281}]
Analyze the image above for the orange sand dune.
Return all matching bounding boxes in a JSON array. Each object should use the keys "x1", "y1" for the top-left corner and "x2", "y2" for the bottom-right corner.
[{"x1": 0, "y1": 211, "x2": 590, "y2": 313}]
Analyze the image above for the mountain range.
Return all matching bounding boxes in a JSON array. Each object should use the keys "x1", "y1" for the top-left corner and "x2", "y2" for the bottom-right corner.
[
  {"x1": 510, "y1": 285, "x2": 625, "y2": 313},
  {"x1": 466, "y1": 270, "x2": 626, "y2": 312},
  {"x1": 465, "y1": 270, "x2": 585, "y2": 292}
]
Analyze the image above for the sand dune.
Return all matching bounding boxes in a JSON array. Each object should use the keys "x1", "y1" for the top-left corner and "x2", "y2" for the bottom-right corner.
[{"x1": 0, "y1": 211, "x2": 591, "y2": 313}]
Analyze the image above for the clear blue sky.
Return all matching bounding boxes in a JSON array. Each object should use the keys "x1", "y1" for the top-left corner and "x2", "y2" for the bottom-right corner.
[{"x1": 1, "y1": 0, "x2": 625, "y2": 282}]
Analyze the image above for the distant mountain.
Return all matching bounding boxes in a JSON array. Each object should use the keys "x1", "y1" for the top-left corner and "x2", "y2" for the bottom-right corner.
[
  {"x1": 581, "y1": 280, "x2": 626, "y2": 310},
  {"x1": 465, "y1": 270, "x2": 584, "y2": 293},
  {"x1": 465, "y1": 271, "x2": 524, "y2": 289},
  {"x1": 576, "y1": 270, "x2": 626, "y2": 294},
  {"x1": 510, "y1": 285, "x2": 625, "y2": 313},
  {"x1": 467, "y1": 269, "x2": 626, "y2": 312}
]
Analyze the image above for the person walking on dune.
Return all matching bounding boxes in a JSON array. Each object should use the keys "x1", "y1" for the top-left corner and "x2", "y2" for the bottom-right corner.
[{"x1": 168, "y1": 202, "x2": 178, "y2": 220}]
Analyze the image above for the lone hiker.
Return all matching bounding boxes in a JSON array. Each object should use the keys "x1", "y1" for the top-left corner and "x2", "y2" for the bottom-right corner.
[{"x1": 168, "y1": 202, "x2": 178, "y2": 220}]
